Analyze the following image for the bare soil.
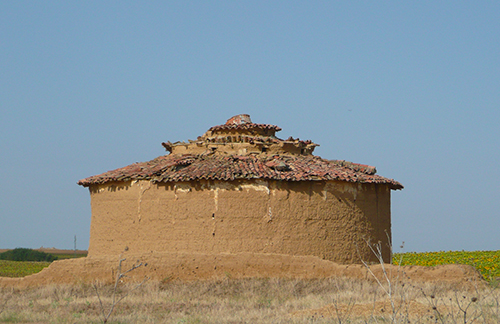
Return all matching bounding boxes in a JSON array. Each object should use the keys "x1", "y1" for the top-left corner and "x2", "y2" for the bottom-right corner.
[{"x1": 0, "y1": 251, "x2": 483, "y2": 289}]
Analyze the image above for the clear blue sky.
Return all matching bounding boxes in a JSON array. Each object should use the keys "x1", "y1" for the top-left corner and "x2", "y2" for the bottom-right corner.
[{"x1": 1, "y1": 1, "x2": 498, "y2": 253}]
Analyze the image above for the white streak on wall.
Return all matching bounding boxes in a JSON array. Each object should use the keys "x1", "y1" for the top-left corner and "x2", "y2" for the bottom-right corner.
[
  {"x1": 175, "y1": 183, "x2": 192, "y2": 193},
  {"x1": 201, "y1": 180, "x2": 272, "y2": 215},
  {"x1": 138, "y1": 181, "x2": 152, "y2": 222},
  {"x1": 174, "y1": 183, "x2": 191, "y2": 200},
  {"x1": 324, "y1": 181, "x2": 362, "y2": 200},
  {"x1": 240, "y1": 180, "x2": 270, "y2": 194},
  {"x1": 214, "y1": 188, "x2": 219, "y2": 211}
]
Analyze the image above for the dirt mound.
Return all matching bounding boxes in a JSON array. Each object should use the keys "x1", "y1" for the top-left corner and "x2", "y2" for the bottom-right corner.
[{"x1": 0, "y1": 252, "x2": 483, "y2": 288}]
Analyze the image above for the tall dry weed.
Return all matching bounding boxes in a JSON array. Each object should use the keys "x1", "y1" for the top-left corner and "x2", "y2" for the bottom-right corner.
[
  {"x1": 0, "y1": 277, "x2": 498, "y2": 323},
  {"x1": 92, "y1": 256, "x2": 149, "y2": 323},
  {"x1": 350, "y1": 234, "x2": 500, "y2": 324}
]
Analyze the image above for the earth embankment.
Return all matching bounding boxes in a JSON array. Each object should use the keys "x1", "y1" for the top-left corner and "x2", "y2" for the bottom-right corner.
[{"x1": 0, "y1": 252, "x2": 482, "y2": 288}]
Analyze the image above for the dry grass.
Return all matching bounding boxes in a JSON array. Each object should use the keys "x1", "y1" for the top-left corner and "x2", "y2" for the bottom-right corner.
[{"x1": 0, "y1": 277, "x2": 498, "y2": 323}]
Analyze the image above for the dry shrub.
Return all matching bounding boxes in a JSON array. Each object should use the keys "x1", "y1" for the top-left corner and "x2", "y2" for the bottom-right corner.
[{"x1": 0, "y1": 277, "x2": 497, "y2": 323}]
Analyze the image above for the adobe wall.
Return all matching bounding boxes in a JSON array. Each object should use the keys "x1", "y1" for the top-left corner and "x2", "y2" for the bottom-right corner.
[{"x1": 87, "y1": 179, "x2": 392, "y2": 264}]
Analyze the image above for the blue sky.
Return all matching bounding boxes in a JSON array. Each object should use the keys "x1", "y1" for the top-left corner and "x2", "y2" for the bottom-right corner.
[{"x1": 1, "y1": 1, "x2": 498, "y2": 253}]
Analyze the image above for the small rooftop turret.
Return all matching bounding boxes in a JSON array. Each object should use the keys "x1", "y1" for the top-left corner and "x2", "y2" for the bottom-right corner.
[{"x1": 162, "y1": 114, "x2": 318, "y2": 156}]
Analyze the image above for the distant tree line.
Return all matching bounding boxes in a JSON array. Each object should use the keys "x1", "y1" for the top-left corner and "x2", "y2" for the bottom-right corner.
[{"x1": 0, "y1": 248, "x2": 58, "y2": 262}]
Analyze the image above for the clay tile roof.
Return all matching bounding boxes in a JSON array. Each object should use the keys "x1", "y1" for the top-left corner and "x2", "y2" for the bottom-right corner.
[
  {"x1": 77, "y1": 154, "x2": 403, "y2": 190},
  {"x1": 77, "y1": 115, "x2": 403, "y2": 190},
  {"x1": 208, "y1": 113, "x2": 282, "y2": 132},
  {"x1": 208, "y1": 123, "x2": 282, "y2": 132}
]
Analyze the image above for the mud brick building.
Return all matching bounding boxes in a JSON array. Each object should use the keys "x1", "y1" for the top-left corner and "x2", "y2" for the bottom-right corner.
[{"x1": 78, "y1": 114, "x2": 402, "y2": 263}]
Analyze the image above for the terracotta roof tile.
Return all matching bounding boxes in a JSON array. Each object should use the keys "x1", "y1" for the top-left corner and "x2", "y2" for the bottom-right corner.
[
  {"x1": 208, "y1": 123, "x2": 282, "y2": 132},
  {"x1": 78, "y1": 115, "x2": 403, "y2": 190},
  {"x1": 78, "y1": 154, "x2": 403, "y2": 190}
]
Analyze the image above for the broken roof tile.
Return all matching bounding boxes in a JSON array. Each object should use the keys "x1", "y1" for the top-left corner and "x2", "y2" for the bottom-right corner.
[{"x1": 78, "y1": 154, "x2": 403, "y2": 190}]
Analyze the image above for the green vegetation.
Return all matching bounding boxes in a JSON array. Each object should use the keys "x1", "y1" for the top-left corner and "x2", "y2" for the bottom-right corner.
[
  {"x1": 54, "y1": 253, "x2": 87, "y2": 260},
  {"x1": 0, "y1": 248, "x2": 58, "y2": 262},
  {"x1": 0, "y1": 249, "x2": 88, "y2": 278},
  {"x1": 393, "y1": 250, "x2": 500, "y2": 281},
  {"x1": 0, "y1": 260, "x2": 51, "y2": 277}
]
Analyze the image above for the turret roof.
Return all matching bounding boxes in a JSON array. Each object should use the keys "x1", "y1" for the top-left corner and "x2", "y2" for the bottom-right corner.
[{"x1": 78, "y1": 114, "x2": 403, "y2": 190}]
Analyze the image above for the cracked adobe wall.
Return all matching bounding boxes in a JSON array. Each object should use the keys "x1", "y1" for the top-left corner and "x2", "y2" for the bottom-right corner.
[{"x1": 87, "y1": 179, "x2": 391, "y2": 264}]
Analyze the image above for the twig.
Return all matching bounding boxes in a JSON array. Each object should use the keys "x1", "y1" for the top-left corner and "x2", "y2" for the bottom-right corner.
[
  {"x1": 0, "y1": 289, "x2": 13, "y2": 316},
  {"x1": 328, "y1": 279, "x2": 356, "y2": 323},
  {"x1": 93, "y1": 256, "x2": 149, "y2": 323},
  {"x1": 92, "y1": 283, "x2": 107, "y2": 320},
  {"x1": 357, "y1": 233, "x2": 409, "y2": 323},
  {"x1": 421, "y1": 289, "x2": 446, "y2": 324}
]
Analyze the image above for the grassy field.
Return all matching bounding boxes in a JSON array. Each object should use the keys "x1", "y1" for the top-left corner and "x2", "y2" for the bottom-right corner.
[
  {"x1": 0, "y1": 260, "x2": 51, "y2": 278},
  {"x1": 1, "y1": 250, "x2": 499, "y2": 323},
  {"x1": 54, "y1": 253, "x2": 88, "y2": 260},
  {"x1": 0, "y1": 250, "x2": 87, "y2": 278},
  {"x1": 0, "y1": 277, "x2": 498, "y2": 323}
]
